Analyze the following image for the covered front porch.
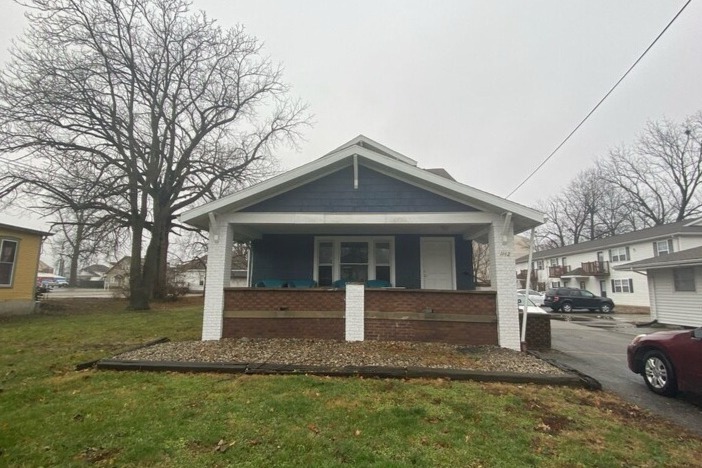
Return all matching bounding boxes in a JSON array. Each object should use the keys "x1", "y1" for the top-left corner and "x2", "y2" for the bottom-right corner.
[{"x1": 199, "y1": 211, "x2": 530, "y2": 350}]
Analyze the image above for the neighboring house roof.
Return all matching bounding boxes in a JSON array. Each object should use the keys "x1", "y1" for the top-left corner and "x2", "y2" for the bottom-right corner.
[
  {"x1": 516, "y1": 218, "x2": 702, "y2": 263},
  {"x1": 0, "y1": 221, "x2": 52, "y2": 237},
  {"x1": 78, "y1": 264, "x2": 109, "y2": 279},
  {"x1": 83, "y1": 264, "x2": 110, "y2": 274},
  {"x1": 615, "y1": 246, "x2": 702, "y2": 271},
  {"x1": 104, "y1": 257, "x2": 133, "y2": 276},
  {"x1": 177, "y1": 256, "x2": 207, "y2": 272},
  {"x1": 180, "y1": 134, "x2": 544, "y2": 238}
]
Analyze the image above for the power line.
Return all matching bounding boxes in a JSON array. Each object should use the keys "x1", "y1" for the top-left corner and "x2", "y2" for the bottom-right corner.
[{"x1": 506, "y1": 0, "x2": 693, "y2": 199}]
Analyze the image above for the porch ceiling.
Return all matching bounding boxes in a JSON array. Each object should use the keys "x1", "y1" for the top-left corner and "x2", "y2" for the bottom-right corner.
[{"x1": 221, "y1": 211, "x2": 497, "y2": 242}]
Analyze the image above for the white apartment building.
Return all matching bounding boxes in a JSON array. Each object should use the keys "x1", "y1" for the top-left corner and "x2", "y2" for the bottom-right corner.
[{"x1": 516, "y1": 219, "x2": 702, "y2": 310}]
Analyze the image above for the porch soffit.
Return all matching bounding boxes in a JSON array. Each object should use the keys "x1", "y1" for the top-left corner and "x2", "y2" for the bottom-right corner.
[
  {"x1": 180, "y1": 139, "x2": 544, "y2": 234},
  {"x1": 226, "y1": 212, "x2": 498, "y2": 242}
]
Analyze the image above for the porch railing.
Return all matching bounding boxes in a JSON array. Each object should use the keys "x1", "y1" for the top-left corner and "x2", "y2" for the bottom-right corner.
[
  {"x1": 548, "y1": 265, "x2": 569, "y2": 278},
  {"x1": 581, "y1": 261, "x2": 610, "y2": 276}
]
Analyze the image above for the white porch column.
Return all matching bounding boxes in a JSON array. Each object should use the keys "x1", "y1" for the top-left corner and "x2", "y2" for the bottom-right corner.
[
  {"x1": 201, "y1": 219, "x2": 234, "y2": 341},
  {"x1": 488, "y1": 215, "x2": 520, "y2": 350},
  {"x1": 345, "y1": 284, "x2": 365, "y2": 341}
]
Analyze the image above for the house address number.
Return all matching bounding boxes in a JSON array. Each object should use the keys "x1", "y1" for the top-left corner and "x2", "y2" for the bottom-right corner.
[{"x1": 499, "y1": 251, "x2": 511, "y2": 257}]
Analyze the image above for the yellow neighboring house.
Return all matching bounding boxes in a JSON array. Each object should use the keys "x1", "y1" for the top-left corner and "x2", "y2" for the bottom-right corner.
[{"x1": 0, "y1": 221, "x2": 52, "y2": 315}]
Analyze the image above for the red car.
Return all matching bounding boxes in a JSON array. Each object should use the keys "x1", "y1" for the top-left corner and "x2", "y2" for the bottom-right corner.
[{"x1": 627, "y1": 327, "x2": 702, "y2": 396}]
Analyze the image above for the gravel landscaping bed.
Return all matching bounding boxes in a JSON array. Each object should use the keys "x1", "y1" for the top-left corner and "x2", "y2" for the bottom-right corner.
[{"x1": 114, "y1": 338, "x2": 565, "y2": 375}]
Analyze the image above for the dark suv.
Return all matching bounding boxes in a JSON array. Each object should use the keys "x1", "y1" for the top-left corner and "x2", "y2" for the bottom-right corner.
[{"x1": 544, "y1": 287, "x2": 614, "y2": 313}]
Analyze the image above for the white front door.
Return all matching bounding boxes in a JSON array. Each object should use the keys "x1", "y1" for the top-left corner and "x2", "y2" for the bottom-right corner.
[{"x1": 420, "y1": 237, "x2": 455, "y2": 290}]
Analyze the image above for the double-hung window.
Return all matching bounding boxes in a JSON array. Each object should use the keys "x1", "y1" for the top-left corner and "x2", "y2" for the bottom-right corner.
[
  {"x1": 654, "y1": 240, "x2": 674, "y2": 256},
  {"x1": 611, "y1": 278, "x2": 634, "y2": 293},
  {"x1": 0, "y1": 239, "x2": 19, "y2": 287},
  {"x1": 609, "y1": 247, "x2": 629, "y2": 262},
  {"x1": 315, "y1": 237, "x2": 394, "y2": 286}
]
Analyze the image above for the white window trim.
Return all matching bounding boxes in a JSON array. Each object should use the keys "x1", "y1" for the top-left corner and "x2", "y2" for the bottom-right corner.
[
  {"x1": 313, "y1": 236, "x2": 395, "y2": 286},
  {"x1": 655, "y1": 240, "x2": 671, "y2": 256},
  {"x1": 0, "y1": 238, "x2": 19, "y2": 288}
]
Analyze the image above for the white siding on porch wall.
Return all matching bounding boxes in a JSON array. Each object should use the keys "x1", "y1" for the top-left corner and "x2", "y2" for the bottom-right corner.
[
  {"x1": 648, "y1": 267, "x2": 702, "y2": 327},
  {"x1": 202, "y1": 221, "x2": 233, "y2": 340},
  {"x1": 488, "y1": 216, "x2": 520, "y2": 350}
]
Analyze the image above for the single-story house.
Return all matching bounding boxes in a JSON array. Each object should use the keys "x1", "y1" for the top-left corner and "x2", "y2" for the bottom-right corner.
[
  {"x1": 515, "y1": 218, "x2": 702, "y2": 311},
  {"x1": 0, "y1": 221, "x2": 52, "y2": 315},
  {"x1": 77, "y1": 264, "x2": 109, "y2": 287},
  {"x1": 615, "y1": 246, "x2": 702, "y2": 327},
  {"x1": 175, "y1": 256, "x2": 249, "y2": 292},
  {"x1": 180, "y1": 135, "x2": 544, "y2": 350}
]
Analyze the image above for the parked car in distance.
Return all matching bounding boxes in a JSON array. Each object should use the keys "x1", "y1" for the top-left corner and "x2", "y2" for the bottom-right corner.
[
  {"x1": 543, "y1": 287, "x2": 614, "y2": 313},
  {"x1": 54, "y1": 279, "x2": 69, "y2": 287},
  {"x1": 517, "y1": 289, "x2": 544, "y2": 305},
  {"x1": 517, "y1": 295, "x2": 548, "y2": 314},
  {"x1": 627, "y1": 327, "x2": 702, "y2": 396}
]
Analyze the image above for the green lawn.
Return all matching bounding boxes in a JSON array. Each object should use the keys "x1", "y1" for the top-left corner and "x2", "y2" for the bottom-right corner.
[{"x1": 1, "y1": 298, "x2": 700, "y2": 467}]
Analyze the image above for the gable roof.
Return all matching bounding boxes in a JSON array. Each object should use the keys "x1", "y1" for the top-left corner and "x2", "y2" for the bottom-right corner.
[
  {"x1": 516, "y1": 218, "x2": 702, "y2": 263},
  {"x1": 615, "y1": 246, "x2": 702, "y2": 271},
  {"x1": 180, "y1": 135, "x2": 544, "y2": 235}
]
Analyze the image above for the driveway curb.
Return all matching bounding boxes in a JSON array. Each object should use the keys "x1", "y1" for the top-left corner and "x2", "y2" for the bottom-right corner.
[{"x1": 95, "y1": 358, "x2": 588, "y2": 388}]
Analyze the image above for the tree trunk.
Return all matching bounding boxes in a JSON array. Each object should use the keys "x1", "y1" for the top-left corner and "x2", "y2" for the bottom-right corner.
[
  {"x1": 128, "y1": 222, "x2": 150, "y2": 310},
  {"x1": 151, "y1": 220, "x2": 170, "y2": 300},
  {"x1": 68, "y1": 221, "x2": 83, "y2": 287}
]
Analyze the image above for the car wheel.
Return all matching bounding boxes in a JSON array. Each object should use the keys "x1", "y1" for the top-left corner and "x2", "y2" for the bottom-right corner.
[
  {"x1": 561, "y1": 302, "x2": 573, "y2": 313},
  {"x1": 642, "y1": 350, "x2": 678, "y2": 396},
  {"x1": 600, "y1": 303, "x2": 612, "y2": 313}
]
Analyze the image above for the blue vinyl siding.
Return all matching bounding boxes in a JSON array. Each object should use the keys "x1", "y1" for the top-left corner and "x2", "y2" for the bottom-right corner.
[
  {"x1": 250, "y1": 235, "x2": 314, "y2": 285},
  {"x1": 243, "y1": 165, "x2": 477, "y2": 213},
  {"x1": 395, "y1": 235, "x2": 421, "y2": 289},
  {"x1": 250, "y1": 234, "x2": 474, "y2": 290}
]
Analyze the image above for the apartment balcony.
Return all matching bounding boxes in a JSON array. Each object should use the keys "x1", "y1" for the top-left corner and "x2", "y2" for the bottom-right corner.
[
  {"x1": 516, "y1": 269, "x2": 537, "y2": 280},
  {"x1": 581, "y1": 261, "x2": 610, "y2": 276},
  {"x1": 548, "y1": 265, "x2": 569, "y2": 278}
]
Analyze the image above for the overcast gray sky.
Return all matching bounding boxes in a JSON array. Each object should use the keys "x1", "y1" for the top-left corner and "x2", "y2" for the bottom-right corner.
[{"x1": 1, "y1": 0, "x2": 701, "y2": 220}]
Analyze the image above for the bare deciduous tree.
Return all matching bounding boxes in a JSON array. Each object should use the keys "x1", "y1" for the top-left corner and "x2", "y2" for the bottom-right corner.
[
  {"x1": 598, "y1": 115, "x2": 702, "y2": 226},
  {"x1": 0, "y1": 0, "x2": 308, "y2": 309}
]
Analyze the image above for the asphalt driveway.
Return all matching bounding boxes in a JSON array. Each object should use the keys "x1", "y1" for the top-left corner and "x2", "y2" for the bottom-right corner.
[{"x1": 538, "y1": 313, "x2": 702, "y2": 436}]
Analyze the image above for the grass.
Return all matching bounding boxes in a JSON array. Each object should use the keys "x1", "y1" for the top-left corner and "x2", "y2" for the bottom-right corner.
[{"x1": 1, "y1": 297, "x2": 700, "y2": 467}]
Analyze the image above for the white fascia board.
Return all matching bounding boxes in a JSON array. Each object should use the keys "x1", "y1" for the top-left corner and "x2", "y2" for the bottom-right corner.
[{"x1": 221, "y1": 211, "x2": 497, "y2": 225}]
